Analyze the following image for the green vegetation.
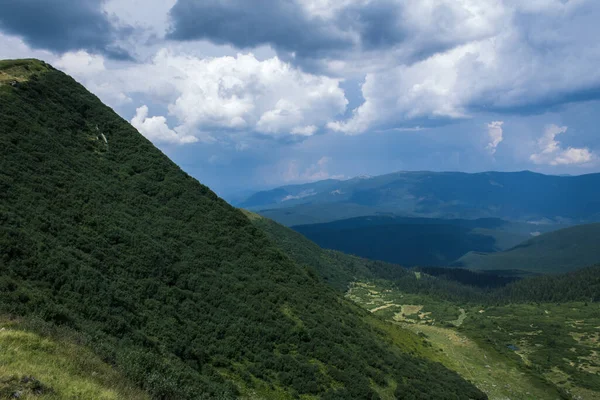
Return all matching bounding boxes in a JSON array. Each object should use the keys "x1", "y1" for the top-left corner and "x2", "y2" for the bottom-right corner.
[
  {"x1": 462, "y1": 303, "x2": 600, "y2": 398},
  {"x1": 0, "y1": 59, "x2": 51, "y2": 85},
  {"x1": 243, "y1": 210, "x2": 411, "y2": 291},
  {"x1": 0, "y1": 317, "x2": 147, "y2": 400},
  {"x1": 348, "y1": 281, "x2": 600, "y2": 399},
  {"x1": 0, "y1": 59, "x2": 486, "y2": 399},
  {"x1": 245, "y1": 210, "x2": 600, "y2": 305},
  {"x1": 245, "y1": 211, "x2": 600, "y2": 398},
  {"x1": 292, "y1": 216, "x2": 501, "y2": 267},
  {"x1": 455, "y1": 223, "x2": 600, "y2": 274}
]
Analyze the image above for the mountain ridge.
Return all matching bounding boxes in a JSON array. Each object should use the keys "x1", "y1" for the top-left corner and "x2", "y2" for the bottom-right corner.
[{"x1": 237, "y1": 170, "x2": 600, "y2": 225}]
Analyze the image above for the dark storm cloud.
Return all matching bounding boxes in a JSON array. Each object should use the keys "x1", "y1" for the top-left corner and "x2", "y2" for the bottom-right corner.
[
  {"x1": 469, "y1": 85, "x2": 600, "y2": 116},
  {"x1": 0, "y1": 0, "x2": 131, "y2": 59},
  {"x1": 167, "y1": 0, "x2": 352, "y2": 58},
  {"x1": 336, "y1": 1, "x2": 406, "y2": 49},
  {"x1": 167, "y1": 0, "x2": 454, "y2": 64}
]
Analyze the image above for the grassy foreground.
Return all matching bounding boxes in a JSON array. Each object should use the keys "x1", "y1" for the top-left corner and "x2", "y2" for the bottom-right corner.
[{"x1": 0, "y1": 318, "x2": 147, "y2": 400}]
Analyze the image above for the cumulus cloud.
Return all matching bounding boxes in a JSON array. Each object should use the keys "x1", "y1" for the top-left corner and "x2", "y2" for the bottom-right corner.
[
  {"x1": 131, "y1": 105, "x2": 198, "y2": 145},
  {"x1": 530, "y1": 125, "x2": 595, "y2": 166},
  {"x1": 486, "y1": 121, "x2": 504, "y2": 154},
  {"x1": 124, "y1": 50, "x2": 347, "y2": 138},
  {"x1": 40, "y1": 48, "x2": 348, "y2": 144},
  {"x1": 0, "y1": 0, "x2": 131, "y2": 59},
  {"x1": 328, "y1": 1, "x2": 600, "y2": 134}
]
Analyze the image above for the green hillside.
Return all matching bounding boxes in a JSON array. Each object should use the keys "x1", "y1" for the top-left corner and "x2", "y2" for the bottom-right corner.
[
  {"x1": 0, "y1": 317, "x2": 148, "y2": 400},
  {"x1": 0, "y1": 59, "x2": 485, "y2": 399},
  {"x1": 245, "y1": 212, "x2": 600, "y2": 399},
  {"x1": 454, "y1": 223, "x2": 600, "y2": 274},
  {"x1": 243, "y1": 211, "x2": 414, "y2": 291},
  {"x1": 291, "y1": 216, "x2": 532, "y2": 267}
]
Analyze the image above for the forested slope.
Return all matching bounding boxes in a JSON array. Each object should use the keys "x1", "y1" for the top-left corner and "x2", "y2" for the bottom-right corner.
[
  {"x1": 455, "y1": 223, "x2": 600, "y2": 274},
  {"x1": 0, "y1": 59, "x2": 485, "y2": 399},
  {"x1": 244, "y1": 211, "x2": 412, "y2": 291},
  {"x1": 292, "y1": 216, "x2": 518, "y2": 267}
]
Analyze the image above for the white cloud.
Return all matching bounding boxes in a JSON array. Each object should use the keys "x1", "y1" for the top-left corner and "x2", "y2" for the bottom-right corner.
[
  {"x1": 329, "y1": 0, "x2": 600, "y2": 134},
  {"x1": 486, "y1": 121, "x2": 504, "y2": 154},
  {"x1": 0, "y1": 33, "x2": 54, "y2": 60},
  {"x1": 282, "y1": 189, "x2": 317, "y2": 202},
  {"x1": 282, "y1": 156, "x2": 344, "y2": 183},
  {"x1": 291, "y1": 125, "x2": 318, "y2": 136},
  {"x1": 131, "y1": 105, "x2": 198, "y2": 145},
  {"x1": 530, "y1": 124, "x2": 595, "y2": 166},
  {"x1": 55, "y1": 50, "x2": 106, "y2": 75},
  {"x1": 159, "y1": 52, "x2": 347, "y2": 137},
  {"x1": 111, "y1": 50, "x2": 347, "y2": 140},
  {"x1": 38, "y1": 48, "x2": 348, "y2": 145}
]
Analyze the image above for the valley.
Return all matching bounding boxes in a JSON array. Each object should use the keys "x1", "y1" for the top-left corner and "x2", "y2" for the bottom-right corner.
[
  {"x1": 348, "y1": 281, "x2": 600, "y2": 400},
  {"x1": 246, "y1": 210, "x2": 600, "y2": 399}
]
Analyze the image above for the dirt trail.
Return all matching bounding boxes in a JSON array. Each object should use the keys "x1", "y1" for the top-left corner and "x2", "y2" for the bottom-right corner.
[{"x1": 370, "y1": 303, "x2": 398, "y2": 313}]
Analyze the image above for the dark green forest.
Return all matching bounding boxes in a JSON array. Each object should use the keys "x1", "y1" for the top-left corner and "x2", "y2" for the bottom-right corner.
[
  {"x1": 292, "y1": 216, "x2": 510, "y2": 267},
  {"x1": 454, "y1": 223, "x2": 600, "y2": 274},
  {"x1": 250, "y1": 212, "x2": 600, "y2": 306},
  {"x1": 0, "y1": 59, "x2": 487, "y2": 399}
]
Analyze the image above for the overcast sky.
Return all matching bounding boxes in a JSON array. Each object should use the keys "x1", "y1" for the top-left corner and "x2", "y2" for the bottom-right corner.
[{"x1": 2, "y1": 0, "x2": 600, "y2": 197}]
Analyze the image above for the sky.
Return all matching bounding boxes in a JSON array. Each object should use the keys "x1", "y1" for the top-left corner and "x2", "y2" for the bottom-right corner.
[{"x1": 1, "y1": 0, "x2": 600, "y2": 198}]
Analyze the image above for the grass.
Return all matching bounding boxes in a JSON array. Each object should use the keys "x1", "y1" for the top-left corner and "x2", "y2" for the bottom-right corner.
[
  {"x1": 0, "y1": 59, "x2": 50, "y2": 85},
  {"x1": 347, "y1": 281, "x2": 600, "y2": 399},
  {"x1": 400, "y1": 323, "x2": 558, "y2": 400},
  {"x1": 463, "y1": 303, "x2": 600, "y2": 399},
  {"x1": 0, "y1": 318, "x2": 148, "y2": 400}
]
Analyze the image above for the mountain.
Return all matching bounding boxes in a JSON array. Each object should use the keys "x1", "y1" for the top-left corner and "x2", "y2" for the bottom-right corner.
[
  {"x1": 243, "y1": 211, "x2": 414, "y2": 291},
  {"x1": 454, "y1": 223, "x2": 600, "y2": 274},
  {"x1": 0, "y1": 59, "x2": 485, "y2": 399},
  {"x1": 235, "y1": 171, "x2": 600, "y2": 226},
  {"x1": 291, "y1": 216, "x2": 531, "y2": 267},
  {"x1": 245, "y1": 211, "x2": 600, "y2": 398}
]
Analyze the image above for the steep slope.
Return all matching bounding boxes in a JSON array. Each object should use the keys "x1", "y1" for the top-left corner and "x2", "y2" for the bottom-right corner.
[
  {"x1": 0, "y1": 59, "x2": 485, "y2": 399},
  {"x1": 245, "y1": 212, "x2": 600, "y2": 399},
  {"x1": 236, "y1": 171, "x2": 600, "y2": 225},
  {"x1": 243, "y1": 211, "x2": 413, "y2": 291},
  {"x1": 454, "y1": 223, "x2": 600, "y2": 274},
  {"x1": 292, "y1": 216, "x2": 528, "y2": 267}
]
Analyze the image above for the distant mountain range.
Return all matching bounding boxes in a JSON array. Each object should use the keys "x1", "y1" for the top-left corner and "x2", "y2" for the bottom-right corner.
[{"x1": 236, "y1": 171, "x2": 600, "y2": 226}]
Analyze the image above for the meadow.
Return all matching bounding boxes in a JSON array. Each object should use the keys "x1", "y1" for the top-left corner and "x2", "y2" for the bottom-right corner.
[{"x1": 348, "y1": 280, "x2": 600, "y2": 400}]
